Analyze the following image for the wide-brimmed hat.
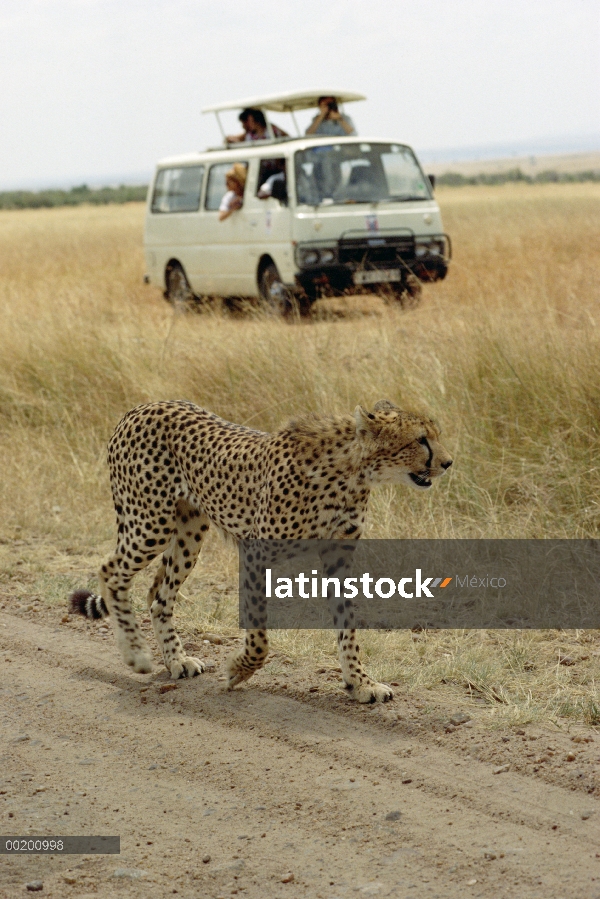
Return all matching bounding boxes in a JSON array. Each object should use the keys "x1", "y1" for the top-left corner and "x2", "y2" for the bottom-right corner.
[{"x1": 226, "y1": 163, "x2": 247, "y2": 189}]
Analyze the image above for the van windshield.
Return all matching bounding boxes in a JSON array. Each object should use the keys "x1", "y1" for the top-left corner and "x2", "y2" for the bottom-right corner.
[{"x1": 295, "y1": 142, "x2": 431, "y2": 206}]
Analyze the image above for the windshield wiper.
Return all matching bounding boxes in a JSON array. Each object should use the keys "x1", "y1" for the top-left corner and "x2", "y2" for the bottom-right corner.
[
  {"x1": 320, "y1": 196, "x2": 428, "y2": 206},
  {"x1": 320, "y1": 198, "x2": 383, "y2": 206},
  {"x1": 383, "y1": 195, "x2": 428, "y2": 203}
]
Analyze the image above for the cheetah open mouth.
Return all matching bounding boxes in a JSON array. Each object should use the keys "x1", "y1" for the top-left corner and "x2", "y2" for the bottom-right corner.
[{"x1": 409, "y1": 472, "x2": 433, "y2": 489}]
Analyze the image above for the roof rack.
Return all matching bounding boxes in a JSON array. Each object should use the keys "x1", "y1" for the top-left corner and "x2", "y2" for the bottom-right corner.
[{"x1": 202, "y1": 89, "x2": 366, "y2": 143}]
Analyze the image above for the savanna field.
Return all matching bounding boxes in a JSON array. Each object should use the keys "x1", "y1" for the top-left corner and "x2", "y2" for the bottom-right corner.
[{"x1": 1, "y1": 183, "x2": 599, "y2": 727}]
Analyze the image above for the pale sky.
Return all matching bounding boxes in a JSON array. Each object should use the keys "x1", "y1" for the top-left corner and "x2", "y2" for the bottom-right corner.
[{"x1": 2, "y1": 0, "x2": 599, "y2": 189}]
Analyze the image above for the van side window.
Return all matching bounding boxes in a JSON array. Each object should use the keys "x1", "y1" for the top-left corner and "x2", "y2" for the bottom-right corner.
[
  {"x1": 205, "y1": 162, "x2": 248, "y2": 211},
  {"x1": 151, "y1": 166, "x2": 204, "y2": 213}
]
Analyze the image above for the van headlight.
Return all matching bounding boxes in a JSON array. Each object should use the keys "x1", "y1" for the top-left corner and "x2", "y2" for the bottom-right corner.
[
  {"x1": 298, "y1": 247, "x2": 337, "y2": 267},
  {"x1": 302, "y1": 249, "x2": 319, "y2": 265},
  {"x1": 416, "y1": 240, "x2": 444, "y2": 258}
]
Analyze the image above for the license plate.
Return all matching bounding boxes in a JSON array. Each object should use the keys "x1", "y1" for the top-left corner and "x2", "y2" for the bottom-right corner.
[{"x1": 354, "y1": 269, "x2": 400, "y2": 285}]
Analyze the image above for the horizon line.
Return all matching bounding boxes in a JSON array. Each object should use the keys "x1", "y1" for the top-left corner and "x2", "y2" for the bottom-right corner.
[{"x1": 2, "y1": 133, "x2": 599, "y2": 193}]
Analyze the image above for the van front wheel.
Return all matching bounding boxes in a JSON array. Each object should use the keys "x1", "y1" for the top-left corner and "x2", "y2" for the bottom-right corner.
[
  {"x1": 259, "y1": 263, "x2": 291, "y2": 315},
  {"x1": 166, "y1": 264, "x2": 194, "y2": 306}
]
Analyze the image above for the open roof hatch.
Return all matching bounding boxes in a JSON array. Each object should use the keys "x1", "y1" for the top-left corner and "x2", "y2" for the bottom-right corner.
[{"x1": 202, "y1": 89, "x2": 366, "y2": 143}]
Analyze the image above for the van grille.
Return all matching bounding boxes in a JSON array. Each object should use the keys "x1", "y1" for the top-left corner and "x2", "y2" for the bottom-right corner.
[{"x1": 338, "y1": 237, "x2": 415, "y2": 268}]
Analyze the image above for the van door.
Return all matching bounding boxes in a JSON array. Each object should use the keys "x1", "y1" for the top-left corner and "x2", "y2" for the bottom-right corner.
[
  {"x1": 241, "y1": 157, "x2": 293, "y2": 288},
  {"x1": 193, "y1": 160, "x2": 256, "y2": 296}
]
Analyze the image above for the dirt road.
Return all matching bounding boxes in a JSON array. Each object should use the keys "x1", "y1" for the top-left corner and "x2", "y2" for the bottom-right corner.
[{"x1": 1, "y1": 608, "x2": 598, "y2": 899}]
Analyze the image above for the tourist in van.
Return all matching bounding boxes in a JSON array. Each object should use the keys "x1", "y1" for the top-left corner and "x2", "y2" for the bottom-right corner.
[
  {"x1": 218, "y1": 164, "x2": 247, "y2": 221},
  {"x1": 305, "y1": 97, "x2": 356, "y2": 136},
  {"x1": 258, "y1": 159, "x2": 286, "y2": 199},
  {"x1": 227, "y1": 108, "x2": 288, "y2": 143}
]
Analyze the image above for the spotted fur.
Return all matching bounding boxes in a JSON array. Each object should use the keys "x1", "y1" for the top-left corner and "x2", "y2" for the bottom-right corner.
[{"x1": 68, "y1": 399, "x2": 452, "y2": 702}]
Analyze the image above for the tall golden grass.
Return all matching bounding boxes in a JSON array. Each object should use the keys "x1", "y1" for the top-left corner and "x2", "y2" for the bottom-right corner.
[{"x1": 1, "y1": 184, "x2": 599, "y2": 725}]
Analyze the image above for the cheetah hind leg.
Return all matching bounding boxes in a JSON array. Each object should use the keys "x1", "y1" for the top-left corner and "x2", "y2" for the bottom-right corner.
[
  {"x1": 98, "y1": 559, "x2": 154, "y2": 674},
  {"x1": 148, "y1": 501, "x2": 209, "y2": 680},
  {"x1": 226, "y1": 629, "x2": 269, "y2": 689},
  {"x1": 146, "y1": 559, "x2": 204, "y2": 679}
]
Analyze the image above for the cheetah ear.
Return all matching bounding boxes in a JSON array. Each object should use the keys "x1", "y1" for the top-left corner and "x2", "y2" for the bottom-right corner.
[
  {"x1": 372, "y1": 399, "x2": 401, "y2": 413},
  {"x1": 354, "y1": 405, "x2": 377, "y2": 436}
]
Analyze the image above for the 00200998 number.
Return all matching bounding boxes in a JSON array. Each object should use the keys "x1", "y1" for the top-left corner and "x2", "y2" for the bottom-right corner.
[{"x1": 4, "y1": 839, "x2": 64, "y2": 851}]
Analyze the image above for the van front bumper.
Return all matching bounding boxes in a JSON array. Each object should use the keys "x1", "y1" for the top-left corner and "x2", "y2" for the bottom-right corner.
[{"x1": 294, "y1": 233, "x2": 451, "y2": 296}]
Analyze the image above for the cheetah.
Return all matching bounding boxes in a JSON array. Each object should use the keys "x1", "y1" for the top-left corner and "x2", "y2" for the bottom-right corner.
[{"x1": 69, "y1": 399, "x2": 452, "y2": 702}]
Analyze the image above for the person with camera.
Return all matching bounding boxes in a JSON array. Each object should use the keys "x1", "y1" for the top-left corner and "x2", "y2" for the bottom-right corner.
[{"x1": 305, "y1": 96, "x2": 357, "y2": 136}]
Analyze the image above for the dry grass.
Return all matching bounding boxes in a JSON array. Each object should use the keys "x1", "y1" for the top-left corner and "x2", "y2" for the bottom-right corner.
[{"x1": 1, "y1": 184, "x2": 599, "y2": 727}]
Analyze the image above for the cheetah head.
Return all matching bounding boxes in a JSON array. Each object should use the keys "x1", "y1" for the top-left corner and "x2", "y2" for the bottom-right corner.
[{"x1": 354, "y1": 400, "x2": 453, "y2": 489}]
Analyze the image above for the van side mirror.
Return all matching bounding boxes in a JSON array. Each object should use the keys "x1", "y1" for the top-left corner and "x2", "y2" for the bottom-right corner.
[
  {"x1": 271, "y1": 178, "x2": 288, "y2": 205},
  {"x1": 427, "y1": 174, "x2": 436, "y2": 192}
]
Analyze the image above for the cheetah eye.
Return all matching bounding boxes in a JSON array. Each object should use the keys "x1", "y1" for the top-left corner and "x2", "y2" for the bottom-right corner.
[{"x1": 417, "y1": 436, "x2": 428, "y2": 446}]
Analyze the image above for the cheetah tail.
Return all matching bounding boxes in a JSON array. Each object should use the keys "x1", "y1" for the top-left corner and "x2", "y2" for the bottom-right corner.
[{"x1": 68, "y1": 589, "x2": 109, "y2": 620}]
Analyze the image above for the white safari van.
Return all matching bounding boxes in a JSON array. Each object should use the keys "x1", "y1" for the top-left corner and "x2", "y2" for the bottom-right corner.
[{"x1": 144, "y1": 90, "x2": 450, "y2": 311}]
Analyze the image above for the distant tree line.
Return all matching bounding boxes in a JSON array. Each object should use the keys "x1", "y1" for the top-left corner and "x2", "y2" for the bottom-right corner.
[
  {"x1": 436, "y1": 167, "x2": 600, "y2": 187},
  {"x1": 0, "y1": 183, "x2": 148, "y2": 210},
  {"x1": 2, "y1": 169, "x2": 599, "y2": 208}
]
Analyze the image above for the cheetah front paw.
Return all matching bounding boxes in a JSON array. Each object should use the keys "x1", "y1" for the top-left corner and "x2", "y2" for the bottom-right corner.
[
  {"x1": 168, "y1": 656, "x2": 205, "y2": 679},
  {"x1": 226, "y1": 655, "x2": 256, "y2": 690},
  {"x1": 346, "y1": 680, "x2": 394, "y2": 704}
]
